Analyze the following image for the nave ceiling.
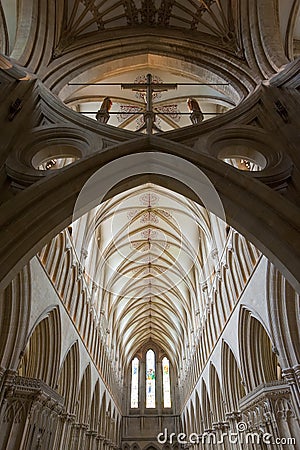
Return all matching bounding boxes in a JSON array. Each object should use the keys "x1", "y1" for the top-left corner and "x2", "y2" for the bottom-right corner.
[{"x1": 72, "y1": 183, "x2": 222, "y2": 373}]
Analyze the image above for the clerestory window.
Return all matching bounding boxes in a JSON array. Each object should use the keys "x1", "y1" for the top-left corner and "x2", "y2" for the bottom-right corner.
[
  {"x1": 130, "y1": 349, "x2": 172, "y2": 410},
  {"x1": 130, "y1": 357, "x2": 139, "y2": 409},
  {"x1": 146, "y1": 349, "x2": 156, "y2": 408}
]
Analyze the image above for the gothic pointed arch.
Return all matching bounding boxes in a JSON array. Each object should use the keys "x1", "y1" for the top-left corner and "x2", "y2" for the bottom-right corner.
[
  {"x1": 209, "y1": 363, "x2": 226, "y2": 423},
  {"x1": 0, "y1": 1, "x2": 300, "y2": 447},
  {"x1": 267, "y1": 261, "x2": 300, "y2": 368},
  {"x1": 0, "y1": 264, "x2": 31, "y2": 371},
  {"x1": 201, "y1": 380, "x2": 212, "y2": 431},
  {"x1": 0, "y1": 136, "x2": 299, "y2": 296},
  {"x1": 90, "y1": 380, "x2": 101, "y2": 434},
  {"x1": 75, "y1": 363, "x2": 92, "y2": 425},
  {"x1": 57, "y1": 340, "x2": 80, "y2": 414},
  {"x1": 239, "y1": 308, "x2": 278, "y2": 392},
  {"x1": 18, "y1": 306, "x2": 61, "y2": 389},
  {"x1": 221, "y1": 340, "x2": 245, "y2": 413},
  {"x1": 195, "y1": 390, "x2": 204, "y2": 435}
]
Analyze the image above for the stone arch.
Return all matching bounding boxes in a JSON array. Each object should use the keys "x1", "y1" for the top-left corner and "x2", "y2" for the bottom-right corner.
[
  {"x1": 221, "y1": 340, "x2": 245, "y2": 414},
  {"x1": 187, "y1": 401, "x2": 195, "y2": 436},
  {"x1": 75, "y1": 363, "x2": 92, "y2": 425},
  {"x1": 143, "y1": 444, "x2": 160, "y2": 450},
  {"x1": 57, "y1": 340, "x2": 80, "y2": 414},
  {"x1": 0, "y1": 136, "x2": 299, "y2": 298},
  {"x1": 195, "y1": 390, "x2": 204, "y2": 435},
  {"x1": 46, "y1": 41, "x2": 254, "y2": 100},
  {"x1": 0, "y1": 263, "x2": 31, "y2": 371},
  {"x1": 266, "y1": 261, "x2": 300, "y2": 368},
  {"x1": 201, "y1": 380, "x2": 212, "y2": 431},
  {"x1": 209, "y1": 363, "x2": 226, "y2": 423},
  {"x1": 239, "y1": 307, "x2": 278, "y2": 392},
  {"x1": 106, "y1": 400, "x2": 113, "y2": 440},
  {"x1": 90, "y1": 380, "x2": 100, "y2": 434},
  {"x1": 18, "y1": 306, "x2": 61, "y2": 389}
]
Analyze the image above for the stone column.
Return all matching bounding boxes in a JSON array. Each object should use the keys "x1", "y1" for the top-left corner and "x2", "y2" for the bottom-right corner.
[
  {"x1": 156, "y1": 358, "x2": 162, "y2": 413},
  {"x1": 225, "y1": 412, "x2": 243, "y2": 450},
  {"x1": 212, "y1": 421, "x2": 229, "y2": 449},
  {"x1": 140, "y1": 359, "x2": 145, "y2": 414},
  {"x1": 282, "y1": 366, "x2": 300, "y2": 419},
  {"x1": 96, "y1": 434, "x2": 105, "y2": 450}
]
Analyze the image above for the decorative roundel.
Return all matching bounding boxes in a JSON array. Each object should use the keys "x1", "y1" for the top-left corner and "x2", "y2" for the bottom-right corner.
[
  {"x1": 216, "y1": 142, "x2": 266, "y2": 172},
  {"x1": 207, "y1": 126, "x2": 289, "y2": 173}
]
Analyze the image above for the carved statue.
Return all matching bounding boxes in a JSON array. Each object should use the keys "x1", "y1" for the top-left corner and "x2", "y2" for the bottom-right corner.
[
  {"x1": 96, "y1": 97, "x2": 112, "y2": 124},
  {"x1": 187, "y1": 97, "x2": 204, "y2": 125}
]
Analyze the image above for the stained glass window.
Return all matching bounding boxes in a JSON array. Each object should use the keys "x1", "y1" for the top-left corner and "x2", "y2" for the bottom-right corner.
[
  {"x1": 131, "y1": 357, "x2": 139, "y2": 408},
  {"x1": 162, "y1": 357, "x2": 171, "y2": 408},
  {"x1": 146, "y1": 349, "x2": 156, "y2": 408}
]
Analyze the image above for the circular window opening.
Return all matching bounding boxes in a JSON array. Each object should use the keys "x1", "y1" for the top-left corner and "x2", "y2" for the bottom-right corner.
[
  {"x1": 32, "y1": 145, "x2": 81, "y2": 171},
  {"x1": 217, "y1": 143, "x2": 267, "y2": 172}
]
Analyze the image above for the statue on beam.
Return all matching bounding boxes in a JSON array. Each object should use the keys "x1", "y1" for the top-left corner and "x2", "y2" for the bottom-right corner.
[
  {"x1": 96, "y1": 97, "x2": 112, "y2": 124},
  {"x1": 187, "y1": 98, "x2": 204, "y2": 125}
]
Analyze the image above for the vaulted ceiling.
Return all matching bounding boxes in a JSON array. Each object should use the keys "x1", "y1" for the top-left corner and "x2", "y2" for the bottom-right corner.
[
  {"x1": 74, "y1": 183, "x2": 222, "y2": 373},
  {"x1": 1, "y1": 0, "x2": 299, "y2": 69},
  {"x1": 56, "y1": 0, "x2": 241, "y2": 55}
]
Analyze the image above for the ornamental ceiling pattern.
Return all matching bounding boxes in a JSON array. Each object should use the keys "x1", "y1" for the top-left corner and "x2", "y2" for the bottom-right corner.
[{"x1": 57, "y1": 0, "x2": 240, "y2": 53}]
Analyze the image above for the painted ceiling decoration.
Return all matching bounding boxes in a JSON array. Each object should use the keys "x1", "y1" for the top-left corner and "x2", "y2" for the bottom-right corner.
[{"x1": 56, "y1": 0, "x2": 241, "y2": 55}]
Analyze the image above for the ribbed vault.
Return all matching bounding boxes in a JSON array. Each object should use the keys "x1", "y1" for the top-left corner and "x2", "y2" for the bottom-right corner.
[
  {"x1": 56, "y1": 0, "x2": 241, "y2": 55},
  {"x1": 74, "y1": 183, "x2": 217, "y2": 372}
]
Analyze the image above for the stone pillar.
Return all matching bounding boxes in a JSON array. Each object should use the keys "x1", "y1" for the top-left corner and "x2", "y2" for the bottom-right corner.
[
  {"x1": 212, "y1": 421, "x2": 230, "y2": 449},
  {"x1": 53, "y1": 412, "x2": 75, "y2": 449},
  {"x1": 96, "y1": 434, "x2": 105, "y2": 450},
  {"x1": 86, "y1": 429, "x2": 98, "y2": 450},
  {"x1": 225, "y1": 412, "x2": 243, "y2": 450},
  {"x1": 156, "y1": 357, "x2": 162, "y2": 413},
  {"x1": 140, "y1": 359, "x2": 145, "y2": 415},
  {"x1": 70, "y1": 423, "x2": 89, "y2": 450}
]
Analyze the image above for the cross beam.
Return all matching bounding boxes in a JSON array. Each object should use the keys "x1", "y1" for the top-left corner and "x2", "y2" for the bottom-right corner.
[{"x1": 68, "y1": 74, "x2": 230, "y2": 133}]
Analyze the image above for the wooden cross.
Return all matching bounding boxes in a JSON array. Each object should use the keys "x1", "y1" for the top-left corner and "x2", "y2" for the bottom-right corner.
[{"x1": 121, "y1": 73, "x2": 177, "y2": 134}]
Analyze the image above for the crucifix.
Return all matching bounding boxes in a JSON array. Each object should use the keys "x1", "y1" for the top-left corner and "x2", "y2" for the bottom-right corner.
[
  {"x1": 69, "y1": 77, "x2": 229, "y2": 133},
  {"x1": 121, "y1": 73, "x2": 177, "y2": 134}
]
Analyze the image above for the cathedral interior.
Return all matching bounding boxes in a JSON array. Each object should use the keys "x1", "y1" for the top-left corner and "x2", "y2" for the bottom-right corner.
[{"x1": 0, "y1": 0, "x2": 300, "y2": 449}]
